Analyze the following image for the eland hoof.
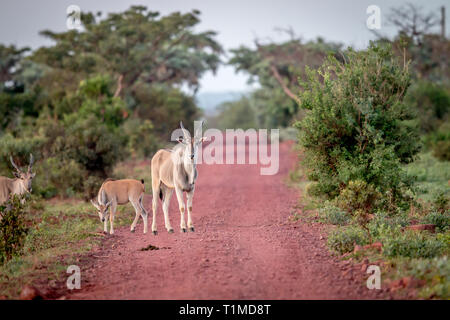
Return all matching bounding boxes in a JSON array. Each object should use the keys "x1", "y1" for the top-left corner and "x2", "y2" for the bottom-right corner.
[
  {"x1": 182, "y1": 228, "x2": 187, "y2": 233},
  {"x1": 189, "y1": 227, "x2": 195, "y2": 232},
  {"x1": 130, "y1": 229, "x2": 135, "y2": 233},
  {"x1": 152, "y1": 230, "x2": 158, "y2": 235},
  {"x1": 168, "y1": 229, "x2": 174, "y2": 234}
]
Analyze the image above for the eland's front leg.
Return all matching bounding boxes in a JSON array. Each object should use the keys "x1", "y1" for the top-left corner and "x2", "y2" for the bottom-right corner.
[
  {"x1": 187, "y1": 188, "x2": 195, "y2": 232},
  {"x1": 109, "y1": 203, "x2": 117, "y2": 235},
  {"x1": 162, "y1": 188, "x2": 174, "y2": 233},
  {"x1": 175, "y1": 187, "x2": 187, "y2": 233}
]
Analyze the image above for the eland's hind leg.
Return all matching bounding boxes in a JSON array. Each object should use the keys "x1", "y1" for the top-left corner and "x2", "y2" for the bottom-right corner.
[
  {"x1": 151, "y1": 186, "x2": 159, "y2": 235},
  {"x1": 130, "y1": 199, "x2": 140, "y2": 233},
  {"x1": 138, "y1": 195, "x2": 148, "y2": 234}
]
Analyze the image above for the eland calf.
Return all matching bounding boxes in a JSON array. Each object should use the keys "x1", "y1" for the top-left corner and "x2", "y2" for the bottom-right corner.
[
  {"x1": 91, "y1": 179, "x2": 148, "y2": 235},
  {"x1": 150, "y1": 121, "x2": 207, "y2": 235},
  {"x1": 0, "y1": 154, "x2": 35, "y2": 205}
]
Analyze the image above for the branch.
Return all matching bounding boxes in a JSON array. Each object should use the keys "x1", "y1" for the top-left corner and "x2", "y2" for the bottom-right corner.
[
  {"x1": 270, "y1": 65, "x2": 301, "y2": 105},
  {"x1": 113, "y1": 74, "x2": 123, "y2": 98}
]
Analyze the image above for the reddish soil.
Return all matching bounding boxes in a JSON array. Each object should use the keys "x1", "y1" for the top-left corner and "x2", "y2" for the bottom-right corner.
[{"x1": 66, "y1": 140, "x2": 390, "y2": 300}]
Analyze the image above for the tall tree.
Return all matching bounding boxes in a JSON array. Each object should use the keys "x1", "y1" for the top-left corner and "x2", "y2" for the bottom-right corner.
[{"x1": 31, "y1": 6, "x2": 223, "y2": 98}]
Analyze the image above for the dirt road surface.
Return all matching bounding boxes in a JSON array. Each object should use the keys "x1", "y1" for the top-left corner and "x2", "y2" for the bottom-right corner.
[{"x1": 68, "y1": 139, "x2": 388, "y2": 299}]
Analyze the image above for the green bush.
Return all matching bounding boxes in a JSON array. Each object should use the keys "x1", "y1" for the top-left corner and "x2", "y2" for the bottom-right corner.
[
  {"x1": 327, "y1": 226, "x2": 369, "y2": 254},
  {"x1": 82, "y1": 175, "x2": 104, "y2": 201},
  {"x1": 433, "y1": 140, "x2": 450, "y2": 161},
  {"x1": 382, "y1": 230, "x2": 445, "y2": 258},
  {"x1": 404, "y1": 81, "x2": 450, "y2": 134},
  {"x1": 122, "y1": 118, "x2": 159, "y2": 158},
  {"x1": 422, "y1": 211, "x2": 450, "y2": 233},
  {"x1": 57, "y1": 115, "x2": 127, "y2": 177},
  {"x1": 296, "y1": 44, "x2": 420, "y2": 207},
  {"x1": 407, "y1": 256, "x2": 450, "y2": 299},
  {"x1": 319, "y1": 203, "x2": 350, "y2": 225},
  {"x1": 336, "y1": 180, "x2": 380, "y2": 214},
  {"x1": 35, "y1": 157, "x2": 85, "y2": 198},
  {"x1": 0, "y1": 196, "x2": 29, "y2": 264},
  {"x1": 432, "y1": 190, "x2": 449, "y2": 214}
]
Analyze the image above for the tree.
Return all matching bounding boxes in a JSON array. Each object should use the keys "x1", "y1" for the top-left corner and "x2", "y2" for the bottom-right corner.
[
  {"x1": 0, "y1": 45, "x2": 30, "y2": 87},
  {"x1": 296, "y1": 44, "x2": 420, "y2": 206},
  {"x1": 32, "y1": 6, "x2": 223, "y2": 99},
  {"x1": 228, "y1": 37, "x2": 343, "y2": 127}
]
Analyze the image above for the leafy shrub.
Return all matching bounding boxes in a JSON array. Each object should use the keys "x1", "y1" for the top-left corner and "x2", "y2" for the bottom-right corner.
[
  {"x1": 336, "y1": 180, "x2": 380, "y2": 214},
  {"x1": 407, "y1": 256, "x2": 450, "y2": 299},
  {"x1": 433, "y1": 140, "x2": 450, "y2": 161},
  {"x1": 296, "y1": 44, "x2": 420, "y2": 207},
  {"x1": 422, "y1": 211, "x2": 450, "y2": 233},
  {"x1": 0, "y1": 196, "x2": 29, "y2": 264},
  {"x1": 432, "y1": 190, "x2": 449, "y2": 214},
  {"x1": 382, "y1": 230, "x2": 445, "y2": 258},
  {"x1": 368, "y1": 212, "x2": 410, "y2": 239},
  {"x1": 404, "y1": 81, "x2": 450, "y2": 134},
  {"x1": 82, "y1": 175, "x2": 104, "y2": 201},
  {"x1": 57, "y1": 115, "x2": 127, "y2": 177},
  {"x1": 319, "y1": 203, "x2": 350, "y2": 225},
  {"x1": 122, "y1": 118, "x2": 159, "y2": 158},
  {"x1": 327, "y1": 226, "x2": 369, "y2": 254},
  {"x1": 35, "y1": 157, "x2": 85, "y2": 198}
]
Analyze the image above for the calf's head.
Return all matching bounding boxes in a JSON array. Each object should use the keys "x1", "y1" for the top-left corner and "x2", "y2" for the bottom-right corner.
[{"x1": 90, "y1": 199, "x2": 112, "y2": 222}]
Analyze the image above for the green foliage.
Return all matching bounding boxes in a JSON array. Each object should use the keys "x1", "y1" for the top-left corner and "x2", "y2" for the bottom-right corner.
[
  {"x1": 405, "y1": 152, "x2": 450, "y2": 202},
  {"x1": 431, "y1": 191, "x2": 449, "y2": 214},
  {"x1": 336, "y1": 180, "x2": 380, "y2": 214},
  {"x1": 35, "y1": 157, "x2": 85, "y2": 198},
  {"x1": 227, "y1": 37, "x2": 342, "y2": 128},
  {"x1": 59, "y1": 115, "x2": 127, "y2": 176},
  {"x1": 318, "y1": 203, "x2": 350, "y2": 226},
  {"x1": 133, "y1": 84, "x2": 200, "y2": 137},
  {"x1": 433, "y1": 140, "x2": 450, "y2": 161},
  {"x1": 32, "y1": 6, "x2": 222, "y2": 94},
  {"x1": 296, "y1": 44, "x2": 420, "y2": 207},
  {"x1": 327, "y1": 225, "x2": 369, "y2": 254},
  {"x1": 407, "y1": 256, "x2": 450, "y2": 299},
  {"x1": 0, "y1": 196, "x2": 29, "y2": 264},
  {"x1": 422, "y1": 211, "x2": 450, "y2": 233},
  {"x1": 215, "y1": 96, "x2": 257, "y2": 129},
  {"x1": 382, "y1": 230, "x2": 446, "y2": 258},
  {"x1": 404, "y1": 81, "x2": 450, "y2": 134},
  {"x1": 122, "y1": 118, "x2": 159, "y2": 158}
]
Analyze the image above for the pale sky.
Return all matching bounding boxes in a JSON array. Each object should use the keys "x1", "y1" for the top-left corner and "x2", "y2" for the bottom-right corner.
[{"x1": 0, "y1": 0, "x2": 448, "y2": 93}]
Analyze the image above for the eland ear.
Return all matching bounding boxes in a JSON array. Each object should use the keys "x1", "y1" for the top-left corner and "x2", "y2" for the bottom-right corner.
[{"x1": 12, "y1": 171, "x2": 20, "y2": 178}]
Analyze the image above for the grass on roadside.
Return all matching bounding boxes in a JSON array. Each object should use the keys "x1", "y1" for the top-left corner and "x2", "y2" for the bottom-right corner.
[
  {"x1": 289, "y1": 150, "x2": 450, "y2": 299},
  {"x1": 0, "y1": 196, "x2": 137, "y2": 299}
]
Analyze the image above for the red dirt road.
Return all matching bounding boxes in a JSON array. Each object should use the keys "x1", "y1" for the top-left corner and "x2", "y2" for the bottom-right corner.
[{"x1": 68, "y1": 140, "x2": 388, "y2": 300}]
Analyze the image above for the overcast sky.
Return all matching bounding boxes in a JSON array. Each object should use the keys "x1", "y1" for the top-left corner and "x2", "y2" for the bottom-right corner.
[{"x1": 0, "y1": 0, "x2": 448, "y2": 93}]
